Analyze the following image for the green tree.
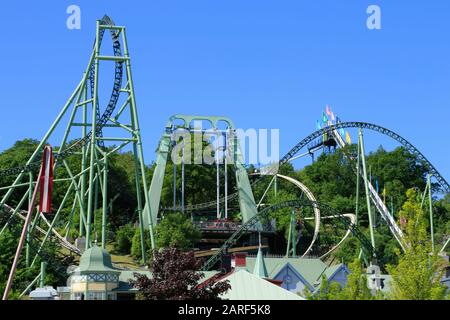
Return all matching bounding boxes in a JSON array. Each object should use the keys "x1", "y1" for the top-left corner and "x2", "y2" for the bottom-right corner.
[
  {"x1": 339, "y1": 258, "x2": 373, "y2": 300},
  {"x1": 131, "y1": 227, "x2": 152, "y2": 262},
  {"x1": 113, "y1": 224, "x2": 134, "y2": 254},
  {"x1": 305, "y1": 275, "x2": 342, "y2": 300},
  {"x1": 387, "y1": 189, "x2": 447, "y2": 300},
  {"x1": 155, "y1": 213, "x2": 201, "y2": 249}
]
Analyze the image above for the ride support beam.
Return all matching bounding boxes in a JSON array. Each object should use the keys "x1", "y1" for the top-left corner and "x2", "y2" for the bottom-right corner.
[
  {"x1": 428, "y1": 174, "x2": 435, "y2": 252},
  {"x1": 101, "y1": 155, "x2": 108, "y2": 249},
  {"x1": 85, "y1": 20, "x2": 101, "y2": 250},
  {"x1": 359, "y1": 129, "x2": 376, "y2": 254}
]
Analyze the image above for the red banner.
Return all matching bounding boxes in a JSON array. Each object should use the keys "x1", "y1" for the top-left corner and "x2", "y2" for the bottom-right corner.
[{"x1": 39, "y1": 145, "x2": 54, "y2": 214}]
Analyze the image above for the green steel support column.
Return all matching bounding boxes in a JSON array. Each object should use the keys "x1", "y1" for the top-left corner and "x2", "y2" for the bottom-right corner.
[
  {"x1": 62, "y1": 160, "x2": 87, "y2": 233},
  {"x1": 39, "y1": 262, "x2": 46, "y2": 288},
  {"x1": 85, "y1": 20, "x2": 101, "y2": 250},
  {"x1": 101, "y1": 155, "x2": 108, "y2": 249},
  {"x1": 122, "y1": 27, "x2": 155, "y2": 249},
  {"x1": 64, "y1": 195, "x2": 78, "y2": 239},
  {"x1": 232, "y1": 131, "x2": 259, "y2": 224},
  {"x1": 356, "y1": 134, "x2": 364, "y2": 260},
  {"x1": 421, "y1": 182, "x2": 429, "y2": 208},
  {"x1": 132, "y1": 142, "x2": 147, "y2": 264},
  {"x1": 291, "y1": 210, "x2": 297, "y2": 257},
  {"x1": 285, "y1": 213, "x2": 292, "y2": 258},
  {"x1": 428, "y1": 174, "x2": 435, "y2": 252},
  {"x1": 145, "y1": 134, "x2": 171, "y2": 229},
  {"x1": 274, "y1": 175, "x2": 278, "y2": 197},
  {"x1": 359, "y1": 129, "x2": 376, "y2": 253},
  {"x1": 355, "y1": 137, "x2": 361, "y2": 226},
  {"x1": 80, "y1": 84, "x2": 88, "y2": 237},
  {"x1": 94, "y1": 176, "x2": 99, "y2": 217},
  {"x1": 285, "y1": 209, "x2": 297, "y2": 257}
]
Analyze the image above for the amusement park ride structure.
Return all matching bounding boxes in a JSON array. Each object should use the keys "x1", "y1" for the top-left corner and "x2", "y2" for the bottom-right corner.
[{"x1": 1, "y1": 16, "x2": 449, "y2": 298}]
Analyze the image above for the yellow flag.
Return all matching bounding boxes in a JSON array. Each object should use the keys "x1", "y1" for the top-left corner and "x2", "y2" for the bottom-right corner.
[{"x1": 345, "y1": 131, "x2": 352, "y2": 144}]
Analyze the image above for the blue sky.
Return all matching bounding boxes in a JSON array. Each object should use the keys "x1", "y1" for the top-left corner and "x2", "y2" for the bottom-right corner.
[{"x1": 0, "y1": 1, "x2": 449, "y2": 180}]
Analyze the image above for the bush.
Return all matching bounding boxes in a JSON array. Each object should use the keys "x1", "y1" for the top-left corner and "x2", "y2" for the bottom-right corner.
[
  {"x1": 113, "y1": 224, "x2": 134, "y2": 254},
  {"x1": 131, "y1": 227, "x2": 152, "y2": 263}
]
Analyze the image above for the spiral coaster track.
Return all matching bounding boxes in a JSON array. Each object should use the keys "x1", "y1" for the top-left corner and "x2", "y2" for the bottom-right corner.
[{"x1": 281, "y1": 122, "x2": 450, "y2": 193}]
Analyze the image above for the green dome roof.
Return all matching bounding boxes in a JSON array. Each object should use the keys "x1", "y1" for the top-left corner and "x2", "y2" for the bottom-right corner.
[{"x1": 77, "y1": 246, "x2": 118, "y2": 273}]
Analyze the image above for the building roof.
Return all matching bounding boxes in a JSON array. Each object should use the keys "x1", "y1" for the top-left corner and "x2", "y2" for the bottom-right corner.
[
  {"x1": 246, "y1": 256, "x2": 349, "y2": 288},
  {"x1": 246, "y1": 257, "x2": 328, "y2": 286},
  {"x1": 117, "y1": 270, "x2": 219, "y2": 283},
  {"x1": 29, "y1": 286, "x2": 58, "y2": 299},
  {"x1": 252, "y1": 247, "x2": 268, "y2": 278},
  {"x1": 76, "y1": 246, "x2": 119, "y2": 273},
  {"x1": 219, "y1": 270, "x2": 304, "y2": 300},
  {"x1": 322, "y1": 264, "x2": 348, "y2": 280}
]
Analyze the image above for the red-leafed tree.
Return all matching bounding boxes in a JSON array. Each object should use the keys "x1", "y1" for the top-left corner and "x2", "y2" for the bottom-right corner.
[{"x1": 131, "y1": 248, "x2": 230, "y2": 300}]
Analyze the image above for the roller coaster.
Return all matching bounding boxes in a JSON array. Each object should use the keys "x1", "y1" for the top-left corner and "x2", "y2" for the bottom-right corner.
[{"x1": 1, "y1": 15, "x2": 449, "y2": 298}]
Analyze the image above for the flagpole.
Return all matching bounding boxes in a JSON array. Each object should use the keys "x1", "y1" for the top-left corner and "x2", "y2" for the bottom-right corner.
[{"x1": 2, "y1": 162, "x2": 44, "y2": 300}]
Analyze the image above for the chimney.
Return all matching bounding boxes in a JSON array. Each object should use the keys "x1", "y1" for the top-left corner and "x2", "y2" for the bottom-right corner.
[{"x1": 232, "y1": 252, "x2": 247, "y2": 270}]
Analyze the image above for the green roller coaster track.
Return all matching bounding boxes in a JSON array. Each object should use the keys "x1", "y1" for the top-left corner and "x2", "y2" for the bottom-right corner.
[{"x1": 201, "y1": 199, "x2": 375, "y2": 271}]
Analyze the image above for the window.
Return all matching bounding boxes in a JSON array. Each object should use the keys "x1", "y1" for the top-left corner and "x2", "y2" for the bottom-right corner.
[
  {"x1": 87, "y1": 292, "x2": 104, "y2": 300},
  {"x1": 72, "y1": 292, "x2": 84, "y2": 300},
  {"x1": 106, "y1": 274, "x2": 118, "y2": 282},
  {"x1": 71, "y1": 275, "x2": 87, "y2": 284},
  {"x1": 107, "y1": 293, "x2": 116, "y2": 300}
]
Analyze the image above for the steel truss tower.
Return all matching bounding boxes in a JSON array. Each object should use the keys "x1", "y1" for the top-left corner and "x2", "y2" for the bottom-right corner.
[{"x1": 0, "y1": 16, "x2": 154, "y2": 267}]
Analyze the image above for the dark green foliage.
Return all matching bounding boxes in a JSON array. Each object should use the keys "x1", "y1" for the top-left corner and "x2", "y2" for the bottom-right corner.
[
  {"x1": 387, "y1": 189, "x2": 447, "y2": 300},
  {"x1": 306, "y1": 258, "x2": 373, "y2": 300},
  {"x1": 113, "y1": 224, "x2": 134, "y2": 255},
  {"x1": 131, "y1": 227, "x2": 152, "y2": 262},
  {"x1": 0, "y1": 134, "x2": 448, "y2": 299},
  {"x1": 0, "y1": 225, "x2": 73, "y2": 299},
  {"x1": 131, "y1": 248, "x2": 230, "y2": 300},
  {"x1": 155, "y1": 212, "x2": 201, "y2": 250}
]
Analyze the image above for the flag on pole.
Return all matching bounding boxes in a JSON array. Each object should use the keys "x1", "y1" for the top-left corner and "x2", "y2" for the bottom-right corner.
[
  {"x1": 326, "y1": 105, "x2": 332, "y2": 117},
  {"x1": 322, "y1": 112, "x2": 328, "y2": 124},
  {"x1": 345, "y1": 131, "x2": 352, "y2": 144},
  {"x1": 330, "y1": 109, "x2": 336, "y2": 122},
  {"x1": 316, "y1": 120, "x2": 322, "y2": 130},
  {"x1": 39, "y1": 145, "x2": 54, "y2": 214}
]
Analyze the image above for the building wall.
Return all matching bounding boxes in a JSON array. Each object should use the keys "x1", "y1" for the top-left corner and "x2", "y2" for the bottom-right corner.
[
  {"x1": 329, "y1": 268, "x2": 349, "y2": 288},
  {"x1": 273, "y1": 264, "x2": 310, "y2": 295}
]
